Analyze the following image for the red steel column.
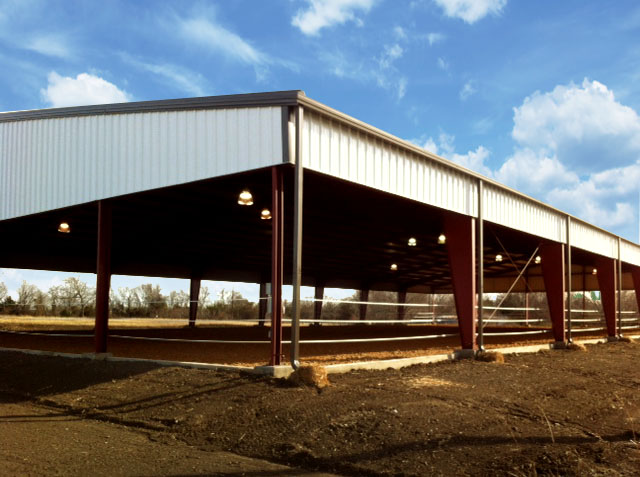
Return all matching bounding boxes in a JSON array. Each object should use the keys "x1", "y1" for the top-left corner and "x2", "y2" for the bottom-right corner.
[
  {"x1": 596, "y1": 256, "x2": 617, "y2": 337},
  {"x1": 313, "y1": 284, "x2": 324, "y2": 326},
  {"x1": 188, "y1": 278, "x2": 201, "y2": 328},
  {"x1": 397, "y1": 289, "x2": 407, "y2": 321},
  {"x1": 94, "y1": 201, "x2": 112, "y2": 354},
  {"x1": 540, "y1": 242, "x2": 566, "y2": 343},
  {"x1": 359, "y1": 289, "x2": 369, "y2": 321},
  {"x1": 631, "y1": 267, "x2": 640, "y2": 322},
  {"x1": 444, "y1": 214, "x2": 476, "y2": 350},
  {"x1": 270, "y1": 166, "x2": 284, "y2": 365}
]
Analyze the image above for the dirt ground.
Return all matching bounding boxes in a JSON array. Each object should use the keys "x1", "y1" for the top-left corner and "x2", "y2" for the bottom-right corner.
[{"x1": 1, "y1": 340, "x2": 639, "y2": 476}]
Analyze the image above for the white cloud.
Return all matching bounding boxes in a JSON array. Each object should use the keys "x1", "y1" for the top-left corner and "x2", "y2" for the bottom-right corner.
[
  {"x1": 496, "y1": 79, "x2": 640, "y2": 239},
  {"x1": 427, "y1": 32, "x2": 445, "y2": 45},
  {"x1": 433, "y1": 0, "x2": 507, "y2": 24},
  {"x1": 41, "y1": 72, "x2": 131, "y2": 108},
  {"x1": 177, "y1": 16, "x2": 267, "y2": 66},
  {"x1": 120, "y1": 54, "x2": 208, "y2": 97},
  {"x1": 378, "y1": 43, "x2": 404, "y2": 69},
  {"x1": 292, "y1": 0, "x2": 376, "y2": 36},
  {"x1": 24, "y1": 33, "x2": 73, "y2": 59},
  {"x1": 437, "y1": 57, "x2": 449, "y2": 71},
  {"x1": 512, "y1": 79, "x2": 640, "y2": 173},
  {"x1": 393, "y1": 25, "x2": 407, "y2": 40},
  {"x1": 459, "y1": 80, "x2": 477, "y2": 100}
]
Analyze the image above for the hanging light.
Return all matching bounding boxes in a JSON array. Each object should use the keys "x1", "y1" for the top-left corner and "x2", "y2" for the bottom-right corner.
[
  {"x1": 390, "y1": 263, "x2": 398, "y2": 271},
  {"x1": 592, "y1": 268, "x2": 598, "y2": 275},
  {"x1": 260, "y1": 208, "x2": 272, "y2": 220},
  {"x1": 58, "y1": 222, "x2": 71, "y2": 233},
  {"x1": 408, "y1": 237, "x2": 417, "y2": 247},
  {"x1": 535, "y1": 255, "x2": 541, "y2": 264},
  {"x1": 495, "y1": 254, "x2": 503, "y2": 262},
  {"x1": 237, "y1": 190, "x2": 253, "y2": 206},
  {"x1": 437, "y1": 234, "x2": 446, "y2": 245}
]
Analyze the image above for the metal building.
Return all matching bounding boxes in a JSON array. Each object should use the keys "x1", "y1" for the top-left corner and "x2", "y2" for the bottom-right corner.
[{"x1": 1, "y1": 90, "x2": 639, "y2": 368}]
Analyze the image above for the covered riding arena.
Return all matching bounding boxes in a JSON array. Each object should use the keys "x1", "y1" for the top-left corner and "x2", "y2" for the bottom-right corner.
[{"x1": 1, "y1": 90, "x2": 640, "y2": 371}]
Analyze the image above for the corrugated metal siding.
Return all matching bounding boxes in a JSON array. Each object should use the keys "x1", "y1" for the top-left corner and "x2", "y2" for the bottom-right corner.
[
  {"x1": 0, "y1": 107, "x2": 283, "y2": 221},
  {"x1": 301, "y1": 111, "x2": 478, "y2": 216},
  {"x1": 570, "y1": 220, "x2": 618, "y2": 260},
  {"x1": 621, "y1": 240, "x2": 640, "y2": 267}
]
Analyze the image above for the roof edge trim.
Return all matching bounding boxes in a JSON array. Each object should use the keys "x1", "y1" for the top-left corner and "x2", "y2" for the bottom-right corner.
[{"x1": 0, "y1": 90, "x2": 305, "y2": 122}]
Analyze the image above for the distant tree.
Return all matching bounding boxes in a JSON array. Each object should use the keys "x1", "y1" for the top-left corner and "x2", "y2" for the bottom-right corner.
[
  {"x1": 0, "y1": 282, "x2": 7, "y2": 304},
  {"x1": 139, "y1": 284, "x2": 165, "y2": 317},
  {"x1": 61, "y1": 277, "x2": 94, "y2": 317},
  {"x1": 17, "y1": 281, "x2": 40, "y2": 315},
  {"x1": 117, "y1": 287, "x2": 142, "y2": 316}
]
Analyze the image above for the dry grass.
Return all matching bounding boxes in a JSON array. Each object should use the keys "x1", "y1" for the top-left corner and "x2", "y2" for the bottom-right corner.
[
  {"x1": 289, "y1": 365, "x2": 330, "y2": 389},
  {"x1": 476, "y1": 350, "x2": 505, "y2": 363}
]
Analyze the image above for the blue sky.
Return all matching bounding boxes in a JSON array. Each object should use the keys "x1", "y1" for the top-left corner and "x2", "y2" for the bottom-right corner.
[{"x1": 2, "y1": 0, "x2": 640, "y2": 300}]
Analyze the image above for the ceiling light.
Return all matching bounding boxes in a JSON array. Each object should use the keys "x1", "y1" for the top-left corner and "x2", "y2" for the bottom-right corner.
[
  {"x1": 495, "y1": 254, "x2": 503, "y2": 262},
  {"x1": 390, "y1": 263, "x2": 398, "y2": 271},
  {"x1": 237, "y1": 190, "x2": 253, "y2": 206},
  {"x1": 437, "y1": 234, "x2": 446, "y2": 245},
  {"x1": 408, "y1": 237, "x2": 417, "y2": 247},
  {"x1": 535, "y1": 256, "x2": 541, "y2": 264},
  {"x1": 58, "y1": 222, "x2": 70, "y2": 233},
  {"x1": 260, "y1": 208, "x2": 272, "y2": 220},
  {"x1": 592, "y1": 268, "x2": 597, "y2": 275}
]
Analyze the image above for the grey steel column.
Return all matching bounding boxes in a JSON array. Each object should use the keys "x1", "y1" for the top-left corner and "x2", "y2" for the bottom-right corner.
[
  {"x1": 566, "y1": 216, "x2": 572, "y2": 343},
  {"x1": 618, "y1": 237, "x2": 622, "y2": 336},
  {"x1": 290, "y1": 106, "x2": 304, "y2": 370},
  {"x1": 477, "y1": 179, "x2": 484, "y2": 351},
  {"x1": 95, "y1": 200, "x2": 112, "y2": 354}
]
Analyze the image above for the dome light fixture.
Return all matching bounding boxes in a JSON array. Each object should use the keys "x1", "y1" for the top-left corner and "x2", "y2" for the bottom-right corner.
[
  {"x1": 390, "y1": 263, "x2": 398, "y2": 271},
  {"x1": 237, "y1": 190, "x2": 253, "y2": 206},
  {"x1": 408, "y1": 237, "x2": 417, "y2": 247},
  {"x1": 592, "y1": 268, "x2": 598, "y2": 275},
  {"x1": 58, "y1": 222, "x2": 71, "y2": 233},
  {"x1": 535, "y1": 255, "x2": 542, "y2": 264},
  {"x1": 260, "y1": 208, "x2": 272, "y2": 220},
  {"x1": 495, "y1": 254, "x2": 503, "y2": 262},
  {"x1": 437, "y1": 234, "x2": 446, "y2": 245}
]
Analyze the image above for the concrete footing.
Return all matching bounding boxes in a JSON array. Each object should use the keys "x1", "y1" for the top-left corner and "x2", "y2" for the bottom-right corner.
[
  {"x1": 607, "y1": 336, "x2": 620, "y2": 342},
  {"x1": 550, "y1": 341, "x2": 567, "y2": 349},
  {"x1": 253, "y1": 365, "x2": 294, "y2": 378},
  {"x1": 452, "y1": 349, "x2": 476, "y2": 360}
]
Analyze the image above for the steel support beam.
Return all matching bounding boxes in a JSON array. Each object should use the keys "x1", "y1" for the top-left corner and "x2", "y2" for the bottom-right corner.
[
  {"x1": 617, "y1": 238, "x2": 622, "y2": 336},
  {"x1": 596, "y1": 256, "x2": 617, "y2": 338},
  {"x1": 540, "y1": 242, "x2": 566, "y2": 343},
  {"x1": 359, "y1": 289, "x2": 369, "y2": 321},
  {"x1": 444, "y1": 214, "x2": 476, "y2": 350},
  {"x1": 94, "y1": 201, "x2": 112, "y2": 354},
  {"x1": 476, "y1": 180, "x2": 484, "y2": 350},
  {"x1": 188, "y1": 277, "x2": 201, "y2": 328},
  {"x1": 566, "y1": 217, "x2": 572, "y2": 342},
  {"x1": 290, "y1": 106, "x2": 304, "y2": 370},
  {"x1": 314, "y1": 284, "x2": 324, "y2": 326},
  {"x1": 397, "y1": 289, "x2": 407, "y2": 321},
  {"x1": 270, "y1": 166, "x2": 284, "y2": 366},
  {"x1": 258, "y1": 282, "x2": 268, "y2": 327}
]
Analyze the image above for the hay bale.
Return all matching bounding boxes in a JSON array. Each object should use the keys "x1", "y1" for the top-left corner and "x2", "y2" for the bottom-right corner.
[
  {"x1": 566, "y1": 341, "x2": 587, "y2": 352},
  {"x1": 289, "y1": 365, "x2": 330, "y2": 389},
  {"x1": 475, "y1": 351, "x2": 504, "y2": 363}
]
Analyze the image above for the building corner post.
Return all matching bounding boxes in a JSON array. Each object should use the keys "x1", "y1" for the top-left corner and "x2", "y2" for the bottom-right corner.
[{"x1": 290, "y1": 105, "x2": 304, "y2": 370}]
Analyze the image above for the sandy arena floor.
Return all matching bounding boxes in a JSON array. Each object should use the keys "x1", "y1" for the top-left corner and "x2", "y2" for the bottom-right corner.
[{"x1": 2, "y1": 316, "x2": 635, "y2": 366}]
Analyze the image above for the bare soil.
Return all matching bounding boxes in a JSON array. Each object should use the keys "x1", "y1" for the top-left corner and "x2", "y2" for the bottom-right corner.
[{"x1": 1, "y1": 340, "x2": 639, "y2": 476}]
